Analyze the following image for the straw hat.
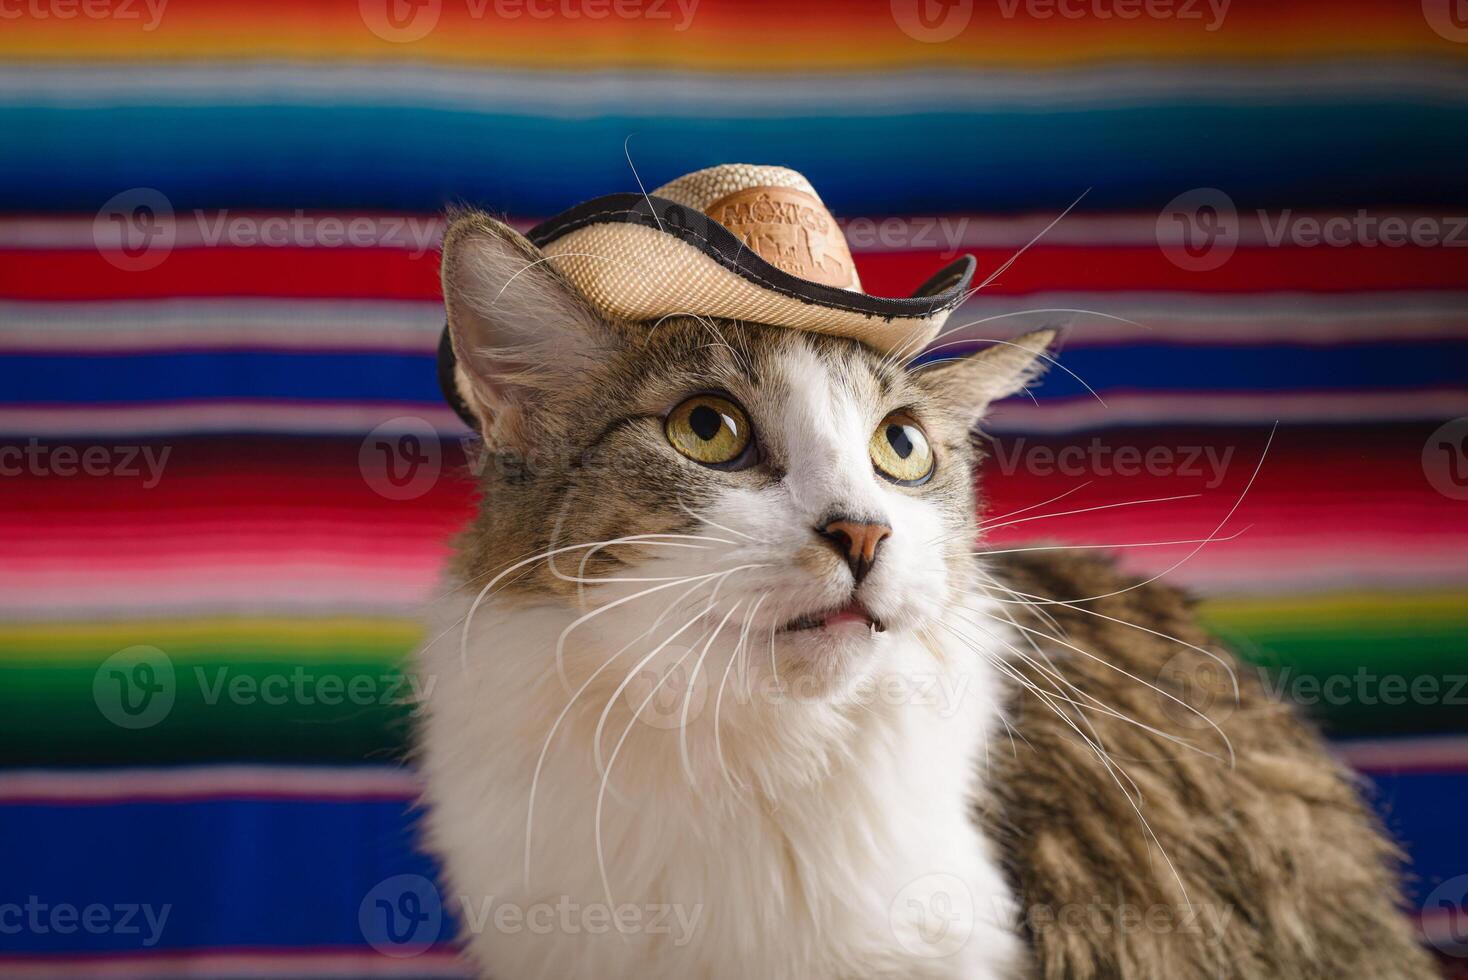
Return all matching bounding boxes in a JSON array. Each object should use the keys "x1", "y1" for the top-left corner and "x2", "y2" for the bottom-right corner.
[{"x1": 437, "y1": 164, "x2": 975, "y2": 422}]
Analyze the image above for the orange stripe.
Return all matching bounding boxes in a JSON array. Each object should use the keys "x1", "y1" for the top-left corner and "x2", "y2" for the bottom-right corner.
[{"x1": 1, "y1": 0, "x2": 1464, "y2": 69}]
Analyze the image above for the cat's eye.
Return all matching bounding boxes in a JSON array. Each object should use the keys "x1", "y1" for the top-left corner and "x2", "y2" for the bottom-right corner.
[
  {"x1": 665, "y1": 394, "x2": 755, "y2": 469},
  {"x1": 870, "y1": 413, "x2": 934, "y2": 486}
]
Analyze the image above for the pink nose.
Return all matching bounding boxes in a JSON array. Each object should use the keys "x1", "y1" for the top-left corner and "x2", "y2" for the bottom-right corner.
[{"x1": 818, "y1": 518, "x2": 892, "y2": 584}]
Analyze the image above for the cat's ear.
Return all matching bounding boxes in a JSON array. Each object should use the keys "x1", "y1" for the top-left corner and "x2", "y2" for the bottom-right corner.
[
  {"x1": 915, "y1": 329, "x2": 1059, "y2": 421},
  {"x1": 441, "y1": 210, "x2": 621, "y2": 445}
]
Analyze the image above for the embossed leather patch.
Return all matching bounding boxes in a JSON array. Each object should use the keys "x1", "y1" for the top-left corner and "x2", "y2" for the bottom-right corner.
[{"x1": 704, "y1": 186, "x2": 859, "y2": 290}]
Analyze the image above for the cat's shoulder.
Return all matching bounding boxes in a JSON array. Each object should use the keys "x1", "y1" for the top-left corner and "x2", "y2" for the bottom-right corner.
[{"x1": 978, "y1": 547, "x2": 1434, "y2": 979}]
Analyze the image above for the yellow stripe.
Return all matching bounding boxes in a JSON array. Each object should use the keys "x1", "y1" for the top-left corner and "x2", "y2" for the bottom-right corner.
[
  {"x1": 0, "y1": 617, "x2": 424, "y2": 661},
  {"x1": 1202, "y1": 592, "x2": 1468, "y2": 632}
]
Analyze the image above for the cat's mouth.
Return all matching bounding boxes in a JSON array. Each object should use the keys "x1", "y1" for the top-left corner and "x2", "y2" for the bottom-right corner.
[{"x1": 780, "y1": 600, "x2": 886, "y2": 634}]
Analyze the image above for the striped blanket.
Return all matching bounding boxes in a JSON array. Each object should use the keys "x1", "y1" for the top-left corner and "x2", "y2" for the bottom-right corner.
[{"x1": 1, "y1": 0, "x2": 1466, "y2": 974}]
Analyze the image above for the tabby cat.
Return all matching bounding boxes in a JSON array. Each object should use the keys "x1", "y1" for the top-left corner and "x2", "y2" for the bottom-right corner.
[{"x1": 414, "y1": 212, "x2": 1433, "y2": 979}]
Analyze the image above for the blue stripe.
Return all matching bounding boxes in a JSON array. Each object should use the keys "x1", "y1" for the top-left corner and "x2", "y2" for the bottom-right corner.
[
  {"x1": 0, "y1": 796, "x2": 453, "y2": 953},
  {"x1": 1364, "y1": 769, "x2": 1468, "y2": 905},
  {"x1": 5, "y1": 343, "x2": 1465, "y2": 407},
  {"x1": 0, "y1": 766, "x2": 1458, "y2": 952},
  {"x1": 3, "y1": 103, "x2": 1467, "y2": 213}
]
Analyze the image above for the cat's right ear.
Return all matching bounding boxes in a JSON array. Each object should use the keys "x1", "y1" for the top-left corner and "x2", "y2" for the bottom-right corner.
[{"x1": 440, "y1": 210, "x2": 620, "y2": 446}]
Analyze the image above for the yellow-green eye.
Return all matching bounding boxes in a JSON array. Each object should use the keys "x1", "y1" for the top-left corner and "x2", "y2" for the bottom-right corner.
[
  {"x1": 870, "y1": 413, "x2": 934, "y2": 485},
  {"x1": 665, "y1": 395, "x2": 753, "y2": 468}
]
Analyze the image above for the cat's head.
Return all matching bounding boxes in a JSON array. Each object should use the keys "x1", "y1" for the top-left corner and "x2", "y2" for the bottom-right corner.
[{"x1": 441, "y1": 212, "x2": 1052, "y2": 699}]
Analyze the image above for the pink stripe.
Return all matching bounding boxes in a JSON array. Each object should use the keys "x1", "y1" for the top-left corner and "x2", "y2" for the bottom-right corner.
[
  {"x1": 1335, "y1": 737, "x2": 1468, "y2": 774},
  {"x1": 0, "y1": 766, "x2": 419, "y2": 805}
]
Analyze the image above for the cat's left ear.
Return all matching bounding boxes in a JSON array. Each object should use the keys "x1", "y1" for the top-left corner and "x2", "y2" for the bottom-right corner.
[{"x1": 914, "y1": 328, "x2": 1059, "y2": 421}]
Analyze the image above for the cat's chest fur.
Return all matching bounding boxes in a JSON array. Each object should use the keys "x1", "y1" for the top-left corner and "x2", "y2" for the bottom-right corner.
[{"x1": 416, "y1": 590, "x2": 1025, "y2": 980}]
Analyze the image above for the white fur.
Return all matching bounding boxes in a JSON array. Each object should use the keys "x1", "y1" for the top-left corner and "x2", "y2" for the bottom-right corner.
[{"x1": 416, "y1": 346, "x2": 1024, "y2": 979}]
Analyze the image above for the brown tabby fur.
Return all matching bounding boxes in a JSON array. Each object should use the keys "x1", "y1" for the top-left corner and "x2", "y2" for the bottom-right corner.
[{"x1": 985, "y1": 550, "x2": 1437, "y2": 979}]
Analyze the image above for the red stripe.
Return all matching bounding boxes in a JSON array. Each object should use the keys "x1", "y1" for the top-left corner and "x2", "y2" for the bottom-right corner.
[{"x1": 3, "y1": 243, "x2": 1466, "y2": 301}]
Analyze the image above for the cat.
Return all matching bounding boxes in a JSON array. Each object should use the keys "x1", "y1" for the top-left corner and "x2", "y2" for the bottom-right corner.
[{"x1": 413, "y1": 211, "x2": 1435, "y2": 979}]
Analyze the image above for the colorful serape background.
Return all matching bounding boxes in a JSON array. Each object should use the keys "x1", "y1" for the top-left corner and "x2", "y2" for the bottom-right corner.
[{"x1": 2, "y1": 0, "x2": 1467, "y2": 975}]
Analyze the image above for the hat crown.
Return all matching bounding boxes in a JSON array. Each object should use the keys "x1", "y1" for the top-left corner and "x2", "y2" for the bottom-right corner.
[{"x1": 653, "y1": 164, "x2": 862, "y2": 291}]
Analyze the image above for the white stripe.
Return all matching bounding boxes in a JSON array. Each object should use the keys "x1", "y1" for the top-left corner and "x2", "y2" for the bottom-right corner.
[
  {"x1": 2, "y1": 60, "x2": 1467, "y2": 113},
  {"x1": 0, "y1": 299, "x2": 445, "y2": 351},
  {"x1": 940, "y1": 291, "x2": 1468, "y2": 345},
  {"x1": 4, "y1": 389, "x2": 1463, "y2": 439},
  {"x1": 983, "y1": 389, "x2": 1468, "y2": 433},
  {"x1": 7, "y1": 208, "x2": 1468, "y2": 250},
  {"x1": 0, "y1": 294, "x2": 1464, "y2": 356}
]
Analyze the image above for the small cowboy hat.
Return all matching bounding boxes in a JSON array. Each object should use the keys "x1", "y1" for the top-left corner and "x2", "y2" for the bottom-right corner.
[{"x1": 437, "y1": 163, "x2": 975, "y2": 426}]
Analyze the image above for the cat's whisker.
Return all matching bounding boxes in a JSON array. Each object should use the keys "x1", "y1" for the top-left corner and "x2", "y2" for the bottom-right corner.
[
  {"x1": 596, "y1": 633, "x2": 705, "y2": 921},
  {"x1": 679, "y1": 598, "x2": 748, "y2": 788},
  {"x1": 714, "y1": 593, "x2": 767, "y2": 796},
  {"x1": 675, "y1": 497, "x2": 764, "y2": 544},
  {"x1": 997, "y1": 585, "x2": 1243, "y2": 718},
  {"x1": 969, "y1": 597, "x2": 1236, "y2": 767},
  {"x1": 978, "y1": 481, "x2": 1094, "y2": 529},
  {"x1": 953, "y1": 607, "x2": 1223, "y2": 764},
  {"x1": 880, "y1": 188, "x2": 1093, "y2": 373},
  {"x1": 1006, "y1": 425, "x2": 1277, "y2": 612},
  {"x1": 934, "y1": 616, "x2": 1196, "y2": 909},
  {"x1": 979, "y1": 491, "x2": 1202, "y2": 534},
  {"x1": 522, "y1": 574, "x2": 719, "y2": 890},
  {"x1": 553, "y1": 564, "x2": 767, "y2": 694},
  {"x1": 972, "y1": 528, "x2": 1245, "y2": 558},
  {"x1": 915, "y1": 335, "x2": 1107, "y2": 409},
  {"x1": 932, "y1": 618, "x2": 1140, "y2": 805},
  {"x1": 590, "y1": 567, "x2": 761, "y2": 780}
]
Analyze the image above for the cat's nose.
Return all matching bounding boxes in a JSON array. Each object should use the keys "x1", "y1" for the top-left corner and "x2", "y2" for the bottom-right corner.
[{"x1": 817, "y1": 517, "x2": 892, "y2": 585}]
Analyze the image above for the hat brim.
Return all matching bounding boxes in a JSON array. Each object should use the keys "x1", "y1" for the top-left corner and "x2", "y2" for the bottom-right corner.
[{"x1": 438, "y1": 193, "x2": 975, "y2": 427}]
